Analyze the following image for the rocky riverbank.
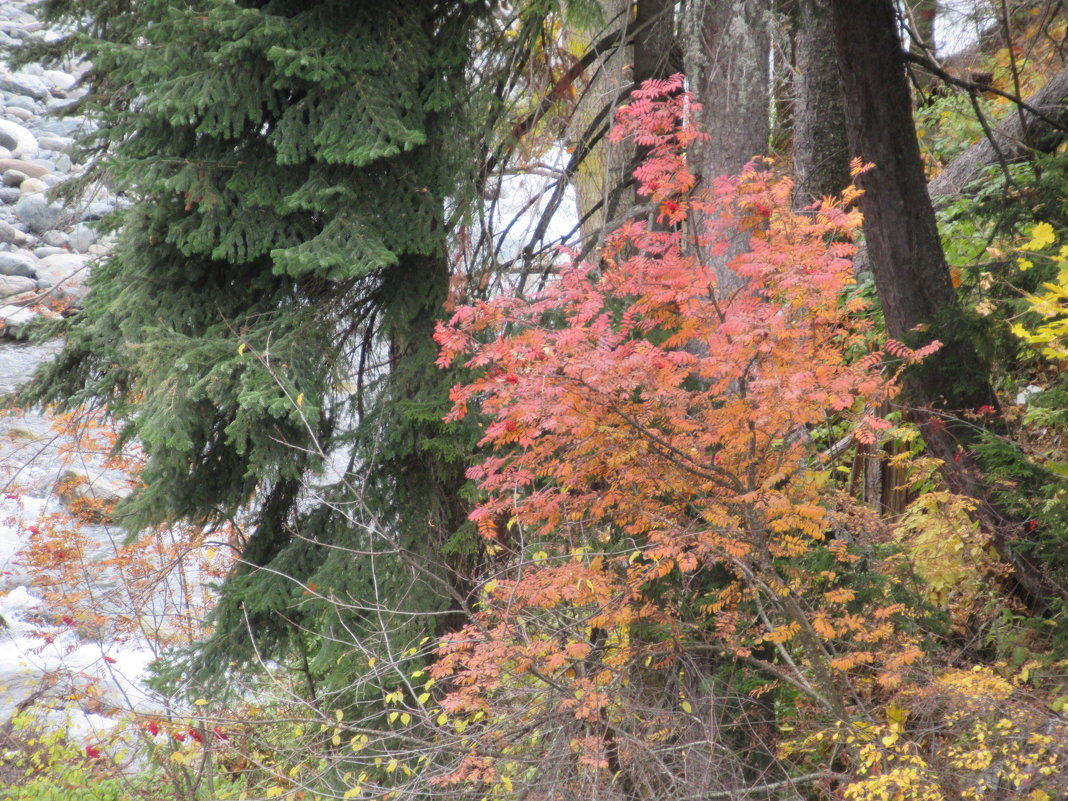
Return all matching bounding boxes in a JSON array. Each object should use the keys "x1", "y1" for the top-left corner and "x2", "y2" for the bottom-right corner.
[
  {"x1": 0, "y1": 0, "x2": 121, "y2": 337},
  {"x1": 0, "y1": 0, "x2": 162, "y2": 743}
]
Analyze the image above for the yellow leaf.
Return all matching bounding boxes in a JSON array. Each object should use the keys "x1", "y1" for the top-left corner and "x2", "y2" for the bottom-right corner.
[
  {"x1": 335, "y1": 709, "x2": 343, "y2": 722},
  {"x1": 266, "y1": 788, "x2": 283, "y2": 799},
  {"x1": 296, "y1": 393, "x2": 304, "y2": 407},
  {"x1": 881, "y1": 732, "x2": 899, "y2": 747},
  {"x1": 1024, "y1": 221, "x2": 1056, "y2": 251},
  {"x1": 417, "y1": 693, "x2": 430, "y2": 705},
  {"x1": 400, "y1": 713, "x2": 411, "y2": 725},
  {"x1": 681, "y1": 701, "x2": 693, "y2": 714},
  {"x1": 193, "y1": 698, "x2": 208, "y2": 706},
  {"x1": 238, "y1": 342, "x2": 246, "y2": 356},
  {"x1": 437, "y1": 712, "x2": 447, "y2": 726},
  {"x1": 343, "y1": 787, "x2": 362, "y2": 799},
  {"x1": 171, "y1": 752, "x2": 185, "y2": 764}
]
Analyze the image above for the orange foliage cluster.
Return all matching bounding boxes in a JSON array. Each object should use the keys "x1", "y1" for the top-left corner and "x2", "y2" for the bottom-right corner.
[{"x1": 432, "y1": 77, "x2": 936, "y2": 792}]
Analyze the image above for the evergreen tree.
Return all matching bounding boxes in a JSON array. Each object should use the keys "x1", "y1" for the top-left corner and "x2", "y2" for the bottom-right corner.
[{"x1": 20, "y1": 0, "x2": 500, "y2": 693}]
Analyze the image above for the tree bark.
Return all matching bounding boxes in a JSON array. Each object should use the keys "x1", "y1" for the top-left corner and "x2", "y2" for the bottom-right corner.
[
  {"x1": 683, "y1": 0, "x2": 771, "y2": 296},
  {"x1": 792, "y1": 0, "x2": 849, "y2": 206},
  {"x1": 830, "y1": 0, "x2": 995, "y2": 414},
  {"x1": 830, "y1": 0, "x2": 1063, "y2": 614}
]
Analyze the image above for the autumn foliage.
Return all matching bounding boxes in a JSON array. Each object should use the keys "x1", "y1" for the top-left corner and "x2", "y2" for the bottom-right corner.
[{"x1": 431, "y1": 77, "x2": 959, "y2": 798}]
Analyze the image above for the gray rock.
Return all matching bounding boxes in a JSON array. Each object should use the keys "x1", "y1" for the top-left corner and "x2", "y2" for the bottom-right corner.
[
  {"x1": 67, "y1": 224, "x2": 97, "y2": 253},
  {"x1": 40, "y1": 173, "x2": 63, "y2": 188},
  {"x1": 4, "y1": 106, "x2": 33, "y2": 122},
  {"x1": 1, "y1": 169, "x2": 26, "y2": 187},
  {"x1": 34, "y1": 252, "x2": 89, "y2": 302},
  {"x1": 42, "y1": 70, "x2": 76, "y2": 92},
  {"x1": 37, "y1": 136, "x2": 72, "y2": 151},
  {"x1": 0, "y1": 146, "x2": 12, "y2": 160},
  {"x1": 0, "y1": 251, "x2": 36, "y2": 277},
  {"x1": 79, "y1": 200, "x2": 114, "y2": 221},
  {"x1": 14, "y1": 193, "x2": 61, "y2": 232},
  {"x1": 40, "y1": 230, "x2": 67, "y2": 247},
  {"x1": 53, "y1": 153, "x2": 71, "y2": 173},
  {"x1": 3, "y1": 94, "x2": 36, "y2": 112},
  {"x1": 0, "y1": 72, "x2": 50, "y2": 100},
  {"x1": 0, "y1": 187, "x2": 20, "y2": 204},
  {"x1": 33, "y1": 246, "x2": 65, "y2": 258},
  {"x1": 0, "y1": 274, "x2": 36, "y2": 297},
  {"x1": 0, "y1": 303, "x2": 37, "y2": 338},
  {"x1": 18, "y1": 177, "x2": 46, "y2": 194},
  {"x1": 0, "y1": 120, "x2": 36, "y2": 156}
]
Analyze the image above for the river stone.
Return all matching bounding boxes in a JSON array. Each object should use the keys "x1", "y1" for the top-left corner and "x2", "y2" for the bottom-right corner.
[
  {"x1": 40, "y1": 230, "x2": 67, "y2": 247},
  {"x1": 19, "y1": 177, "x2": 47, "y2": 194},
  {"x1": 42, "y1": 70, "x2": 76, "y2": 92},
  {"x1": 0, "y1": 303, "x2": 37, "y2": 338},
  {"x1": 67, "y1": 224, "x2": 97, "y2": 253},
  {"x1": 37, "y1": 136, "x2": 72, "y2": 151},
  {"x1": 0, "y1": 274, "x2": 36, "y2": 297},
  {"x1": 53, "y1": 153, "x2": 71, "y2": 173},
  {"x1": 14, "y1": 192, "x2": 61, "y2": 232},
  {"x1": 34, "y1": 252, "x2": 89, "y2": 302},
  {"x1": 1, "y1": 168, "x2": 26, "y2": 186},
  {"x1": 79, "y1": 200, "x2": 113, "y2": 221},
  {"x1": 0, "y1": 120, "x2": 36, "y2": 156},
  {"x1": 4, "y1": 106, "x2": 32, "y2": 122},
  {"x1": 0, "y1": 72, "x2": 50, "y2": 100},
  {"x1": 0, "y1": 251, "x2": 36, "y2": 277},
  {"x1": 0, "y1": 158, "x2": 51, "y2": 178},
  {"x1": 0, "y1": 186, "x2": 19, "y2": 204},
  {"x1": 0, "y1": 220, "x2": 26, "y2": 245}
]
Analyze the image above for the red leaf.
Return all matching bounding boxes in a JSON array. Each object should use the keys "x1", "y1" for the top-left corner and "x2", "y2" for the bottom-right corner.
[{"x1": 85, "y1": 745, "x2": 101, "y2": 759}]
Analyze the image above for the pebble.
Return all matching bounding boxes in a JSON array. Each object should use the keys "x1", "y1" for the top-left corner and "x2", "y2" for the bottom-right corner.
[
  {"x1": 1, "y1": 168, "x2": 26, "y2": 186},
  {"x1": 67, "y1": 223, "x2": 96, "y2": 252},
  {"x1": 18, "y1": 177, "x2": 46, "y2": 194},
  {"x1": 0, "y1": 220, "x2": 26, "y2": 244},
  {"x1": 42, "y1": 70, "x2": 75, "y2": 92},
  {"x1": 0, "y1": 72, "x2": 49, "y2": 100}
]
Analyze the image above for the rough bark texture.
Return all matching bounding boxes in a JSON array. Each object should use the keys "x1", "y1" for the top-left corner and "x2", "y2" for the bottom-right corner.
[
  {"x1": 928, "y1": 66, "x2": 1068, "y2": 204},
  {"x1": 683, "y1": 0, "x2": 771, "y2": 296},
  {"x1": 792, "y1": 0, "x2": 849, "y2": 206},
  {"x1": 830, "y1": 0, "x2": 994, "y2": 413}
]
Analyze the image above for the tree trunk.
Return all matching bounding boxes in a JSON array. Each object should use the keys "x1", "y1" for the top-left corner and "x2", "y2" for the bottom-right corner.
[
  {"x1": 683, "y1": 0, "x2": 771, "y2": 296},
  {"x1": 792, "y1": 0, "x2": 849, "y2": 206},
  {"x1": 566, "y1": 0, "x2": 678, "y2": 244},
  {"x1": 829, "y1": 0, "x2": 1064, "y2": 614},
  {"x1": 830, "y1": 0, "x2": 995, "y2": 414}
]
